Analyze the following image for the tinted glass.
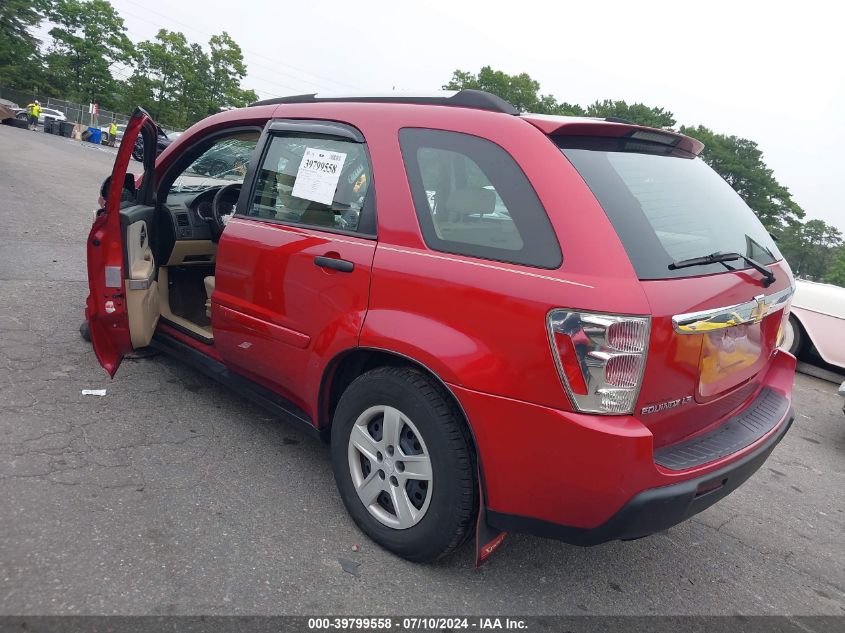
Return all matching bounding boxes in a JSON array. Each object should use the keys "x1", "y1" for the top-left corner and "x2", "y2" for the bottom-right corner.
[
  {"x1": 560, "y1": 140, "x2": 782, "y2": 280},
  {"x1": 400, "y1": 128, "x2": 561, "y2": 269},
  {"x1": 247, "y1": 135, "x2": 373, "y2": 233}
]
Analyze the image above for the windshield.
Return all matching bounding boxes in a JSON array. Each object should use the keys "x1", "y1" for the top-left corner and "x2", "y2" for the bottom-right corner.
[
  {"x1": 170, "y1": 133, "x2": 258, "y2": 194},
  {"x1": 559, "y1": 138, "x2": 782, "y2": 280}
]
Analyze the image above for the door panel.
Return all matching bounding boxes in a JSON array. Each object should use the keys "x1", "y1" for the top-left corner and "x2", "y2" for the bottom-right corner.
[
  {"x1": 213, "y1": 218, "x2": 375, "y2": 417},
  {"x1": 124, "y1": 217, "x2": 159, "y2": 348},
  {"x1": 211, "y1": 119, "x2": 377, "y2": 419},
  {"x1": 86, "y1": 109, "x2": 158, "y2": 377}
]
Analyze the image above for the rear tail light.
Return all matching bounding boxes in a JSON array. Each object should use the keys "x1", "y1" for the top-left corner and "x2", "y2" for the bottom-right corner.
[{"x1": 547, "y1": 310, "x2": 650, "y2": 415}]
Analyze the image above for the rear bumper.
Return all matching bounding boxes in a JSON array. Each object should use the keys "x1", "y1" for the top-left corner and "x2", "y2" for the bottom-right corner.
[
  {"x1": 451, "y1": 350, "x2": 796, "y2": 543},
  {"x1": 487, "y1": 406, "x2": 793, "y2": 545}
]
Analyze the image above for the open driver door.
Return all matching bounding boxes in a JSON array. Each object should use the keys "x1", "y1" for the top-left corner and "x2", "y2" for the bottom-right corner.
[{"x1": 86, "y1": 108, "x2": 160, "y2": 377}]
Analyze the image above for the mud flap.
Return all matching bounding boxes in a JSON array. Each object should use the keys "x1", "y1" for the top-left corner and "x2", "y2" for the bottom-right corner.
[{"x1": 474, "y1": 470, "x2": 507, "y2": 567}]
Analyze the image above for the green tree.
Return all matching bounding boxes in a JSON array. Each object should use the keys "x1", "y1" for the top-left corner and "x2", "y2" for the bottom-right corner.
[
  {"x1": 129, "y1": 29, "x2": 195, "y2": 126},
  {"x1": 181, "y1": 42, "x2": 212, "y2": 123},
  {"x1": 778, "y1": 219, "x2": 843, "y2": 279},
  {"x1": 126, "y1": 29, "x2": 256, "y2": 129},
  {"x1": 823, "y1": 247, "x2": 845, "y2": 287},
  {"x1": 679, "y1": 125, "x2": 805, "y2": 230},
  {"x1": 43, "y1": 0, "x2": 133, "y2": 107},
  {"x1": 0, "y1": 0, "x2": 53, "y2": 92},
  {"x1": 443, "y1": 66, "x2": 583, "y2": 115},
  {"x1": 205, "y1": 32, "x2": 257, "y2": 115},
  {"x1": 585, "y1": 99, "x2": 675, "y2": 128}
]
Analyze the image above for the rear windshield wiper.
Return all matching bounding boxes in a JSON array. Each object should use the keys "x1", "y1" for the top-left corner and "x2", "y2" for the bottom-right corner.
[{"x1": 669, "y1": 252, "x2": 776, "y2": 287}]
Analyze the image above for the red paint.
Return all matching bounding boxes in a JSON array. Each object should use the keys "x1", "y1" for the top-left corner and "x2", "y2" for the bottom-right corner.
[
  {"x1": 521, "y1": 114, "x2": 705, "y2": 156},
  {"x1": 88, "y1": 99, "x2": 796, "y2": 539},
  {"x1": 85, "y1": 110, "x2": 157, "y2": 377},
  {"x1": 213, "y1": 218, "x2": 375, "y2": 416},
  {"x1": 454, "y1": 351, "x2": 795, "y2": 528}
]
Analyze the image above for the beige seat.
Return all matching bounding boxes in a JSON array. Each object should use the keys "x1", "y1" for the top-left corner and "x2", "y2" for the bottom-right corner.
[
  {"x1": 204, "y1": 276, "x2": 215, "y2": 318},
  {"x1": 436, "y1": 187, "x2": 524, "y2": 250}
]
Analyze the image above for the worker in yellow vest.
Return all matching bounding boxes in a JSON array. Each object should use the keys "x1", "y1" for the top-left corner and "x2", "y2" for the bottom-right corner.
[
  {"x1": 108, "y1": 119, "x2": 118, "y2": 146},
  {"x1": 26, "y1": 100, "x2": 41, "y2": 130}
]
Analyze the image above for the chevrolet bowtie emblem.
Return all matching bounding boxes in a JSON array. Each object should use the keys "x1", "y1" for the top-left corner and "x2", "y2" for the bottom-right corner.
[{"x1": 750, "y1": 294, "x2": 768, "y2": 323}]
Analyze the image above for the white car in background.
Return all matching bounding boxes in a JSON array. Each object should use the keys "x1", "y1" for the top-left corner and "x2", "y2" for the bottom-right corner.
[
  {"x1": 38, "y1": 107, "x2": 67, "y2": 124},
  {"x1": 15, "y1": 106, "x2": 67, "y2": 125},
  {"x1": 781, "y1": 279, "x2": 845, "y2": 413}
]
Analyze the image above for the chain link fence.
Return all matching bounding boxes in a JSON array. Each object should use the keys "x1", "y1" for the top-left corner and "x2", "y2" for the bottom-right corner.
[{"x1": 0, "y1": 85, "x2": 130, "y2": 127}]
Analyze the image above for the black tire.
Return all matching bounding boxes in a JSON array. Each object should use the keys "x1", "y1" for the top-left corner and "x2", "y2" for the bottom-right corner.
[
  {"x1": 3, "y1": 117, "x2": 29, "y2": 129},
  {"x1": 785, "y1": 314, "x2": 804, "y2": 356},
  {"x1": 330, "y1": 366, "x2": 477, "y2": 562},
  {"x1": 131, "y1": 140, "x2": 143, "y2": 162},
  {"x1": 79, "y1": 320, "x2": 91, "y2": 342}
]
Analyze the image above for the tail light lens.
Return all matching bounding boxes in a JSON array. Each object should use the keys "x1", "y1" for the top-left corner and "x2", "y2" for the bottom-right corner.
[{"x1": 547, "y1": 310, "x2": 651, "y2": 415}]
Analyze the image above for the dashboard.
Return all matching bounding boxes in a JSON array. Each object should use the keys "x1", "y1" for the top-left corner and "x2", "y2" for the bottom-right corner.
[{"x1": 164, "y1": 185, "x2": 240, "y2": 241}]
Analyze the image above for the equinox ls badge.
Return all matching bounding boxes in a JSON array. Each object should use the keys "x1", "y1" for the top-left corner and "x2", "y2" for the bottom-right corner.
[{"x1": 641, "y1": 396, "x2": 693, "y2": 415}]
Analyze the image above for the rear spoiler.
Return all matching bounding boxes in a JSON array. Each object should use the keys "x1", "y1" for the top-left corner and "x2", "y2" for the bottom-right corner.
[{"x1": 522, "y1": 115, "x2": 704, "y2": 157}]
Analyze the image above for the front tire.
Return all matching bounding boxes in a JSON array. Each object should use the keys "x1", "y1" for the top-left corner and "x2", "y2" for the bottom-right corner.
[
  {"x1": 330, "y1": 366, "x2": 476, "y2": 562},
  {"x1": 131, "y1": 140, "x2": 144, "y2": 162}
]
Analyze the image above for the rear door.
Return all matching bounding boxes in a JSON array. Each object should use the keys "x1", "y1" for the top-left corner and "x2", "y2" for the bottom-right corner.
[
  {"x1": 86, "y1": 108, "x2": 159, "y2": 377},
  {"x1": 213, "y1": 119, "x2": 377, "y2": 417},
  {"x1": 559, "y1": 136, "x2": 794, "y2": 446}
]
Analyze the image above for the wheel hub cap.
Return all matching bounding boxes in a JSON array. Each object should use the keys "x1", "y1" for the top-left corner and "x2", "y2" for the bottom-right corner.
[
  {"x1": 383, "y1": 456, "x2": 395, "y2": 475},
  {"x1": 347, "y1": 405, "x2": 433, "y2": 530}
]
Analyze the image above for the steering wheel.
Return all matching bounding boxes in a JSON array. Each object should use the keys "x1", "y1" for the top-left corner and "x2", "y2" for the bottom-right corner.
[{"x1": 211, "y1": 183, "x2": 241, "y2": 233}]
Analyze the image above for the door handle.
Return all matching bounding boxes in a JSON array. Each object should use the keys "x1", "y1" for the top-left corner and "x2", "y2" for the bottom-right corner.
[{"x1": 314, "y1": 256, "x2": 354, "y2": 273}]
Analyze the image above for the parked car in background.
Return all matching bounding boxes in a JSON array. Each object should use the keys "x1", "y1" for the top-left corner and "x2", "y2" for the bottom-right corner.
[
  {"x1": 16, "y1": 107, "x2": 67, "y2": 125},
  {"x1": 87, "y1": 94, "x2": 797, "y2": 564},
  {"x1": 781, "y1": 279, "x2": 845, "y2": 368},
  {"x1": 187, "y1": 136, "x2": 252, "y2": 178},
  {"x1": 131, "y1": 125, "x2": 177, "y2": 161},
  {"x1": 780, "y1": 279, "x2": 845, "y2": 415},
  {"x1": 40, "y1": 108, "x2": 67, "y2": 124},
  {"x1": 0, "y1": 98, "x2": 18, "y2": 121}
]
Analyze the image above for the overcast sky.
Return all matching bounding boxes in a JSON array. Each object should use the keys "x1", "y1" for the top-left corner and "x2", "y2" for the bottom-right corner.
[{"x1": 105, "y1": 0, "x2": 844, "y2": 230}]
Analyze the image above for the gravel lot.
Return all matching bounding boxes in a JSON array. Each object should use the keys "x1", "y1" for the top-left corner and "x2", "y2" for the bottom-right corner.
[{"x1": 0, "y1": 124, "x2": 843, "y2": 616}]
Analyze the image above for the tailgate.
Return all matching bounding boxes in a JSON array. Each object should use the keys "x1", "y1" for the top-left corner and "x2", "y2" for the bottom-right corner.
[
  {"x1": 554, "y1": 130, "x2": 795, "y2": 447},
  {"x1": 638, "y1": 266, "x2": 793, "y2": 447}
]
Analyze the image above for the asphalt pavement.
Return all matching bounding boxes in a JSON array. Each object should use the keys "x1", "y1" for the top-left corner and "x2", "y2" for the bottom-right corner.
[{"x1": 0, "y1": 124, "x2": 843, "y2": 616}]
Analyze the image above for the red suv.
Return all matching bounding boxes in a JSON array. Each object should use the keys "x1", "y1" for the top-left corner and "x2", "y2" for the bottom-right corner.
[{"x1": 87, "y1": 90, "x2": 796, "y2": 564}]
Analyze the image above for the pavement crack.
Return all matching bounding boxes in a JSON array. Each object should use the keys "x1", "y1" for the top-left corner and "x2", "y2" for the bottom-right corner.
[{"x1": 689, "y1": 517, "x2": 845, "y2": 596}]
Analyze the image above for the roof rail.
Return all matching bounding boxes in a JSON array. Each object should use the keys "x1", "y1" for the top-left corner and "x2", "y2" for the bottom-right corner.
[{"x1": 250, "y1": 89, "x2": 519, "y2": 115}]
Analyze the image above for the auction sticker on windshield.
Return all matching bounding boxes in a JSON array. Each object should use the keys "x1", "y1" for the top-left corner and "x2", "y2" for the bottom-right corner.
[{"x1": 292, "y1": 147, "x2": 347, "y2": 205}]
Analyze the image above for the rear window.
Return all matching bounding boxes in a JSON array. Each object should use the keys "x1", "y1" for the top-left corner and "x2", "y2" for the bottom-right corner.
[{"x1": 558, "y1": 138, "x2": 782, "y2": 280}]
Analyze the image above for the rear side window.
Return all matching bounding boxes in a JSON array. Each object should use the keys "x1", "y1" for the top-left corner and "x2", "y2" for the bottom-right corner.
[
  {"x1": 558, "y1": 138, "x2": 782, "y2": 280},
  {"x1": 400, "y1": 129, "x2": 561, "y2": 269}
]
